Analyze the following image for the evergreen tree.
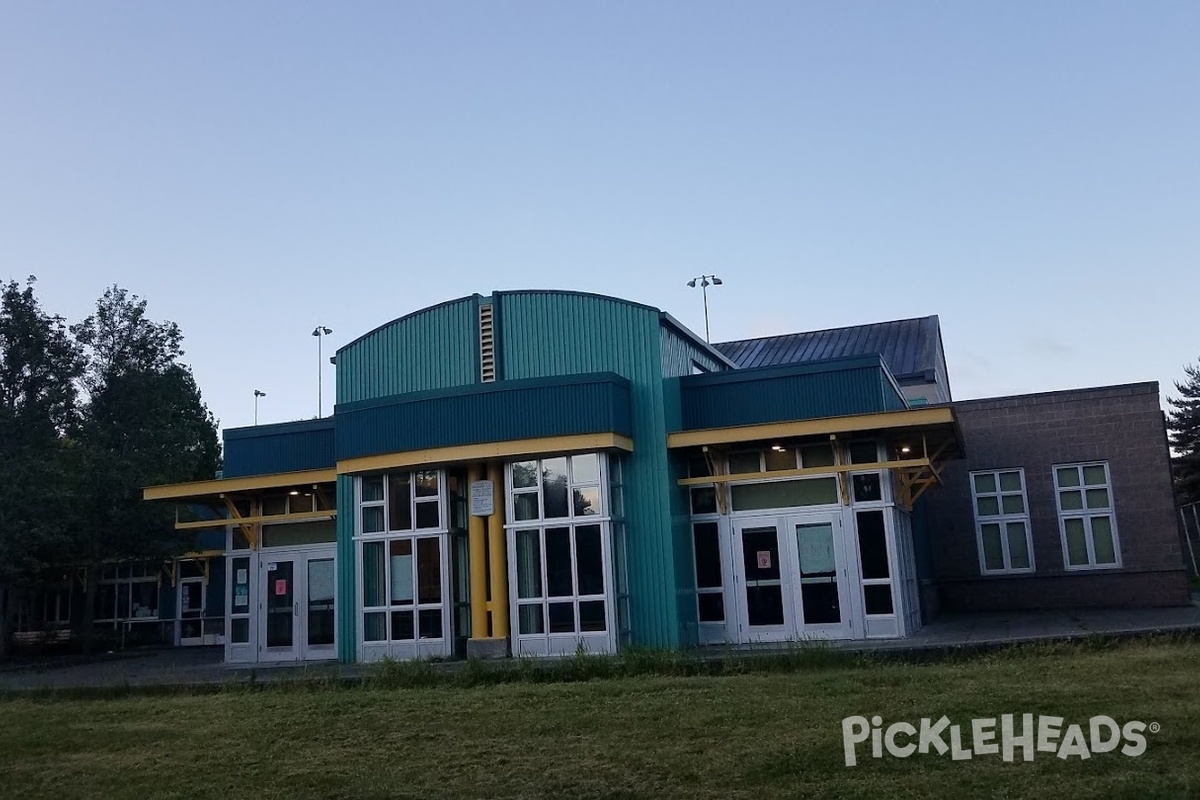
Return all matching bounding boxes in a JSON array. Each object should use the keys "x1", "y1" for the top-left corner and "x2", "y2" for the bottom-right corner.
[
  {"x1": 1167, "y1": 359, "x2": 1200, "y2": 507},
  {"x1": 71, "y1": 286, "x2": 220, "y2": 651},
  {"x1": 0, "y1": 278, "x2": 85, "y2": 656}
]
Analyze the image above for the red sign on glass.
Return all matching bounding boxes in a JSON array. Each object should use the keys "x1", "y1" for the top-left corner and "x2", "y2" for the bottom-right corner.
[
  {"x1": 757, "y1": 551, "x2": 772, "y2": 570},
  {"x1": 274, "y1": 579, "x2": 288, "y2": 596}
]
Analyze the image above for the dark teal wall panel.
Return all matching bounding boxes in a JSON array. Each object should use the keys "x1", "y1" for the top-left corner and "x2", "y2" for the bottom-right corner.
[
  {"x1": 335, "y1": 373, "x2": 632, "y2": 461},
  {"x1": 336, "y1": 474, "x2": 356, "y2": 663},
  {"x1": 223, "y1": 419, "x2": 334, "y2": 478},
  {"x1": 678, "y1": 356, "x2": 908, "y2": 431},
  {"x1": 497, "y1": 290, "x2": 687, "y2": 649},
  {"x1": 336, "y1": 296, "x2": 480, "y2": 405}
]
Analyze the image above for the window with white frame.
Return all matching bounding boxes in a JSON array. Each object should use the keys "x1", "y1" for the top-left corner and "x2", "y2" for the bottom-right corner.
[
  {"x1": 508, "y1": 454, "x2": 611, "y2": 637},
  {"x1": 95, "y1": 564, "x2": 160, "y2": 623},
  {"x1": 970, "y1": 469, "x2": 1034, "y2": 574},
  {"x1": 356, "y1": 471, "x2": 449, "y2": 643},
  {"x1": 1054, "y1": 462, "x2": 1120, "y2": 569}
]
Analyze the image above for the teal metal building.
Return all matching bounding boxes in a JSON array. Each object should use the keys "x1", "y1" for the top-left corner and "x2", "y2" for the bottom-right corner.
[{"x1": 145, "y1": 289, "x2": 1187, "y2": 664}]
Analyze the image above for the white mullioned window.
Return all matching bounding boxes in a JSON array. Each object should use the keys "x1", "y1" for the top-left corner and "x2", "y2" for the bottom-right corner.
[
  {"x1": 356, "y1": 470, "x2": 451, "y2": 652},
  {"x1": 95, "y1": 563, "x2": 160, "y2": 624},
  {"x1": 970, "y1": 469, "x2": 1035, "y2": 574},
  {"x1": 507, "y1": 453, "x2": 615, "y2": 654},
  {"x1": 1054, "y1": 462, "x2": 1121, "y2": 570}
]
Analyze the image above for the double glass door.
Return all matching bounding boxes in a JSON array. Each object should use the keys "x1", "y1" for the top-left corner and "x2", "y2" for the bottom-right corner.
[
  {"x1": 732, "y1": 513, "x2": 854, "y2": 641},
  {"x1": 260, "y1": 548, "x2": 337, "y2": 662}
]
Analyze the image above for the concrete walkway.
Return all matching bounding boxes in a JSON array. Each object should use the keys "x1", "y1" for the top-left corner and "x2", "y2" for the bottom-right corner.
[
  {"x1": 853, "y1": 599, "x2": 1200, "y2": 651},
  {"x1": 2, "y1": 599, "x2": 1198, "y2": 692}
]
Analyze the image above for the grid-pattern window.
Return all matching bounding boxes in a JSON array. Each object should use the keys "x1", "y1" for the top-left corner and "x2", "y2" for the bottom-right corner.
[
  {"x1": 95, "y1": 564, "x2": 160, "y2": 623},
  {"x1": 1054, "y1": 462, "x2": 1120, "y2": 569},
  {"x1": 359, "y1": 471, "x2": 442, "y2": 534},
  {"x1": 361, "y1": 536, "x2": 445, "y2": 642},
  {"x1": 508, "y1": 454, "x2": 611, "y2": 638},
  {"x1": 970, "y1": 469, "x2": 1034, "y2": 574},
  {"x1": 356, "y1": 471, "x2": 449, "y2": 646}
]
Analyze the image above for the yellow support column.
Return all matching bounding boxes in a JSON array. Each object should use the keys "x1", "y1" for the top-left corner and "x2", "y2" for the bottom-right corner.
[
  {"x1": 487, "y1": 461, "x2": 510, "y2": 640},
  {"x1": 467, "y1": 464, "x2": 489, "y2": 640}
]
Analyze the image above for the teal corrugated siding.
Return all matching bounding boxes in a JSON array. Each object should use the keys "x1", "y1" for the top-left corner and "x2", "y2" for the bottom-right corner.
[
  {"x1": 678, "y1": 356, "x2": 909, "y2": 430},
  {"x1": 335, "y1": 373, "x2": 632, "y2": 460},
  {"x1": 336, "y1": 474, "x2": 356, "y2": 663},
  {"x1": 497, "y1": 291, "x2": 688, "y2": 649},
  {"x1": 222, "y1": 419, "x2": 334, "y2": 478},
  {"x1": 336, "y1": 296, "x2": 480, "y2": 404},
  {"x1": 660, "y1": 325, "x2": 726, "y2": 378}
]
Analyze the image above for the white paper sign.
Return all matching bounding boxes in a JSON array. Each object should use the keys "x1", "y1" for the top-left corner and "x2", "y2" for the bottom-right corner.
[{"x1": 470, "y1": 480, "x2": 494, "y2": 517}]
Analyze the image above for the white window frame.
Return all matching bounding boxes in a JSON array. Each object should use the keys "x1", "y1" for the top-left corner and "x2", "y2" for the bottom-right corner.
[
  {"x1": 969, "y1": 468, "x2": 1035, "y2": 575},
  {"x1": 1053, "y1": 461, "x2": 1122, "y2": 570},
  {"x1": 505, "y1": 453, "x2": 617, "y2": 655},
  {"x1": 95, "y1": 565, "x2": 161, "y2": 625},
  {"x1": 354, "y1": 470, "x2": 452, "y2": 660}
]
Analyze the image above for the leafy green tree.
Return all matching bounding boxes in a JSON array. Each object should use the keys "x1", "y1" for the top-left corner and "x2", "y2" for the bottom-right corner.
[
  {"x1": 1168, "y1": 359, "x2": 1200, "y2": 507},
  {"x1": 71, "y1": 287, "x2": 220, "y2": 651},
  {"x1": 0, "y1": 277, "x2": 85, "y2": 656}
]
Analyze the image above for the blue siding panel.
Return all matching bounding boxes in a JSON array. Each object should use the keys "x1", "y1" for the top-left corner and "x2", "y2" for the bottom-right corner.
[
  {"x1": 223, "y1": 418, "x2": 335, "y2": 478},
  {"x1": 335, "y1": 373, "x2": 632, "y2": 461},
  {"x1": 678, "y1": 356, "x2": 908, "y2": 431}
]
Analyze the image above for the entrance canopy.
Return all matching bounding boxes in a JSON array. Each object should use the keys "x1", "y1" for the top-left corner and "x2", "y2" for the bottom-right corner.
[
  {"x1": 668, "y1": 405, "x2": 963, "y2": 511},
  {"x1": 143, "y1": 468, "x2": 337, "y2": 550}
]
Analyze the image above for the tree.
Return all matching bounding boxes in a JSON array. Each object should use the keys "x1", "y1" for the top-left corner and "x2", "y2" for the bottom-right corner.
[
  {"x1": 0, "y1": 277, "x2": 85, "y2": 656},
  {"x1": 71, "y1": 286, "x2": 220, "y2": 652},
  {"x1": 1168, "y1": 359, "x2": 1200, "y2": 507}
]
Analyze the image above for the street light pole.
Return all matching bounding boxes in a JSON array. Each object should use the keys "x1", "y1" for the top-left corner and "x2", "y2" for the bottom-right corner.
[
  {"x1": 312, "y1": 326, "x2": 332, "y2": 417},
  {"x1": 253, "y1": 389, "x2": 266, "y2": 425},
  {"x1": 686, "y1": 275, "x2": 724, "y2": 342}
]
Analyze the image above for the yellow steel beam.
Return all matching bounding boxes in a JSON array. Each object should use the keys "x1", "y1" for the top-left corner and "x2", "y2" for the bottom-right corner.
[
  {"x1": 171, "y1": 510, "x2": 336, "y2": 530},
  {"x1": 486, "y1": 461, "x2": 509, "y2": 641},
  {"x1": 144, "y1": 469, "x2": 337, "y2": 501},
  {"x1": 666, "y1": 406, "x2": 957, "y2": 449},
  {"x1": 467, "y1": 463, "x2": 489, "y2": 641},
  {"x1": 675, "y1": 458, "x2": 934, "y2": 486},
  {"x1": 337, "y1": 432, "x2": 634, "y2": 475}
]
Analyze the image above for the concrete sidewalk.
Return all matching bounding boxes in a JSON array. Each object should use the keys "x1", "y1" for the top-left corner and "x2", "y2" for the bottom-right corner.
[
  {"x1": 853, "y1": 598, "x2": 1200, "y2": 651},
  {"x1": 2, "y1": 599, "x2": 1198, "y2": 692}
]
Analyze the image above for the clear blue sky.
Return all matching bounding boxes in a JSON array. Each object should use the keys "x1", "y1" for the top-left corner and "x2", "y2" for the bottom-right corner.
[{"x1": 2, "y1": 3, "x2": 1197, "y2": 431}]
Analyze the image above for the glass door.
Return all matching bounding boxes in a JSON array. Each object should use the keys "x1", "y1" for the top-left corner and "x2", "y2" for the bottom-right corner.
[
  {"x1": 259, "y1": 548, "x2": 338, "y2": 662},
  {"x1": 305, "y1": 557, "x2": 337, "y2": 659},
  {"x1": 732, "y1": 518, "x2": 791, "y2": 642},
  {"x1": 178, "y1": 578, "x2": 205, "y2": 645},
  {"x1": 261, "y1": 558, "x2": 297, "y2": 662},
  {"x1": 788, "y1": 515, "x2": 854, "y2": 639}
]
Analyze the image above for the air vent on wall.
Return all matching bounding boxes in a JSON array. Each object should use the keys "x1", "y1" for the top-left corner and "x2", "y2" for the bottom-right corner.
[{"x1": 479, "y1": 303, "x2": 496, "y2": 382}]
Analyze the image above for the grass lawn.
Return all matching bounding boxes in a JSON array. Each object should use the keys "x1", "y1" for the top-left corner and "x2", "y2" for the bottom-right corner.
[{"x1": 1, "y1": 637, "x2": 1199, "y2": 799}]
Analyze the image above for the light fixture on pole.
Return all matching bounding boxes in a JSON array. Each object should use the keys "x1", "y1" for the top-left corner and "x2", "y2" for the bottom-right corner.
[
  {"x1": 312, "y1": 326, "x2": 333, "y2": 417},
  {"x1": 686, "y1": 274, "x2": 723, "y2": 342},
  {"x1": 253, "y1": 390, "x2": 266, "y2": 425}
]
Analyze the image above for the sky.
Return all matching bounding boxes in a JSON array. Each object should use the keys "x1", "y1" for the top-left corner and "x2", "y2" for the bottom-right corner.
[{"x1": 2, "y1": 3, "x2": 1197, "y2": 432}]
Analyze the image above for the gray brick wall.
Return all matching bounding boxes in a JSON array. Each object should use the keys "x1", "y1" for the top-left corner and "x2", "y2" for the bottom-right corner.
[{"x1": 923, "y1": 382, "x2": 1190, "y2": 611}]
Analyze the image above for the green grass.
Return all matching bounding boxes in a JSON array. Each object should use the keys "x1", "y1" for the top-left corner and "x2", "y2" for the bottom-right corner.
[{"x1": 2, "y1": 637, "x2": 1199, "y2": 799}]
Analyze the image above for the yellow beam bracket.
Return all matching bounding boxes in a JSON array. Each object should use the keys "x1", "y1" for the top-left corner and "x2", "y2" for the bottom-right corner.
[
  {"x1": 893, "y1": 437, "x2": 953, "y2": 511},
  {"x1": 707, "y1": 447, "x2": 729, "y2": 516},
  {"x1": 222, "y1": 495, "x2": 260, "y2": 551}
]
